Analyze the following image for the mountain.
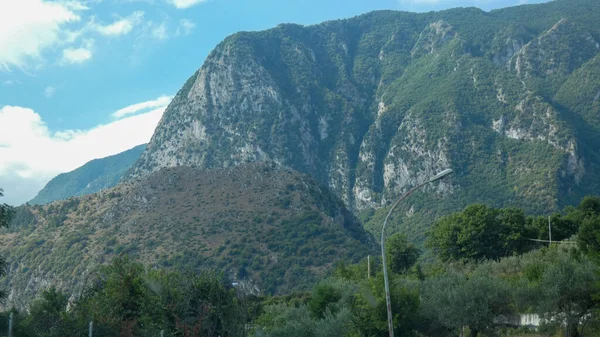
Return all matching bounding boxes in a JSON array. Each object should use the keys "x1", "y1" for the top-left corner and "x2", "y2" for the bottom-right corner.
[
  {"x1": 29, "y1": 144, "x2": 146, "y2": 205},
  {"x1": 123, "y1": 0, "x2": 600, "y2": 241},
  {"x1": 1, "y1": 163, "x2": 374, "y2": 308}
]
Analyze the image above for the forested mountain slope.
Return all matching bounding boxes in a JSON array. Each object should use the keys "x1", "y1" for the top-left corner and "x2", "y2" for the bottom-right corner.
[
  {"x1": 122, "y1": 0, "x2": 600, "y2": 240},
  {"x1": 1, "y1": 163, "x2": 374, "y2": 308},
  {"x1": 29, "y1": 144, "x2": 146, "y2": 205}
]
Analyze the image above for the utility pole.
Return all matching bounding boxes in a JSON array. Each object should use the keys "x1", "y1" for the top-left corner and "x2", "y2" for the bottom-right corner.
[
  {"x1": 8, "y1": 312, "x2": 13, "y2": 337},
  {"x1": 381, "y1": 169, "x2": 453, "y2": 337},
  {"x1": 548, "y1": 216, "x2": 552, "y2": 245},
  {"x1": 89, "y1": 320, "x2": 93, "y2": 337},
  {"x1": 367, "y1": 255, "x2": 371, "y2": 279}
]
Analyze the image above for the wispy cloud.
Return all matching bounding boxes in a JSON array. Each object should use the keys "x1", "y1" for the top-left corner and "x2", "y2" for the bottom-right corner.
[
  {"x1": 91, "y1": 11, "x2": 145, "y2": 36},
  {"x1": 0, "y1": 96, "x2": 171, "y2": 205},
  {"x1": 44, "y1": 86, "x2": 56, "y2": 98},
  {"x1": 167, "y1": 0, "x2": 208, "y2": 9},
  {"x1": 151, "y1": 22, "x2": 169, "y2": 40},
  {"x1": 113, "y1": 95, "x2": 172, "y2": 118},
  {"x1": 0, "y1": 0, "x2": 85, "y2": 71},
  {"x1": 175, "y1": 19, "x2": 196, "y2": 36}
]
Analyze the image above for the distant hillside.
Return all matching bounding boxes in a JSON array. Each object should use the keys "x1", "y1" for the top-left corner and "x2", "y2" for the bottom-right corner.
[
  {"x1": 1, "y1": 163, "x2": 374, "y2": 309},
  {"x1": 29, "y1": 144, "x2": 146, "y2": 205}
]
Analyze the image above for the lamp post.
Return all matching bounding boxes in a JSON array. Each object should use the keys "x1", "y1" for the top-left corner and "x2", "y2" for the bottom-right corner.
[{"x1": 381, "y1": 169, "x2": 453, "y2": 337}]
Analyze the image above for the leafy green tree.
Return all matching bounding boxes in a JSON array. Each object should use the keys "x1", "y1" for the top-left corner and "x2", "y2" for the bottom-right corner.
[
  {"x1": 350, "y1": 275, "x2": 420, "y2": 337},
  {"x1": 254, "y1": 303, "x2": 353, "y2": 337},
  {"x1": 163, "y1": 271, "x2": 247, "y2": 337},
  {"x1": 307, "y1": 284, "x2": 342, "y2": 319},
  {"x1": 529, "y1": 213, "x2": 579, "y2": 242},
  {"x1": 20, "y1": 287, "x2": 70, "y2": 337},
  {"x1": 420, "y1": 273, "x2": 512, "y2": 337},
  {"x1": 426, "y1": 204, "x2": 533, "y2": 262},
  {"x1": 578, "y1": 196, "x2": 600, "y2": 216},
  {"x1": 254, "y1": 278, "x2": 358, "y2": 337},
  {"x1": 385, "y1": 233, "x2": 420, "y2": 274},
  {"x1": 0, "y1": 188, "x2": 14, "y2": 301},
  {"x1": 534, "y1": 254, "x2": 600, "y2": 337},
  {"x1": 62, "y1": 257, "x2": 250, "y2": 337},
  {"x1": 578, "y1": 215, "x2": 600, "y2": 258}
]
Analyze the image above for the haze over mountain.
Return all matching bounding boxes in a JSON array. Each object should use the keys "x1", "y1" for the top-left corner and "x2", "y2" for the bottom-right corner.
[{"x1": 29, "y1": 144, "x2": 146, "y2": 205}]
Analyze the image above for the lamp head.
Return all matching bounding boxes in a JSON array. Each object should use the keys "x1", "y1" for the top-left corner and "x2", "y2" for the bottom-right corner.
[{"x1": 428, "y1": 169, "x2": 453, "y2": 183}]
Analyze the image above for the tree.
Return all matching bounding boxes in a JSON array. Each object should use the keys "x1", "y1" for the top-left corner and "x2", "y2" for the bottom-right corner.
[
  {"x1": 577, "y1": 215, "x2": 600, "y2": 259},
  {"x1": 308, "y1": 284, "x2": 342, "y2": 319},
  {"x1": 385, "y1": 233, "x2": 420, "y2": 274},
  {"x1": 254, "y1": 278, "x2": 357, "y2": 337},
  {"x1": 534, "y1": 254, "x2": 600, "y2": 337},
  {"x1": 164, "y1": 271, "x2": 247, "y2": 337},
  {"x1": 20, "y1": 287, "x2": 70, "y2": 337},
  {"x1": 426, "y1": 204, "x2": 533, "y2": 262},
  {"x1": 66, "y1": 257, "x2": 250, "y2": 337},
  {"x1": 420, "y1": 273, "x2": 512, "y2": 337},
  {"x1": 529, "y1": 213, "x2": 579, "y2": 242},
  {"x1": 577, "y1": 196, "x2": 600, "y2": 216},
  {"x1": 0, "y1": 188, "x2": 14, "y2": 301},
  {"x1": 350, "y1": 275, "x2": 421, "y2": 337}
]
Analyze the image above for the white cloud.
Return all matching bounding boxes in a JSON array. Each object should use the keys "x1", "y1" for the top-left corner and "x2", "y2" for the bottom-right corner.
[
  {"x1": 2, "y1": 80, "x2": 14, "y2": 85},
  {"x1": 44, "y1": 86, "x2": 56, "y2": 98},
  {"x1": 151, "y1": 22, "x2": 169, "y2": 40},
  {"x1": 176, "y1": 19, "x2": 196, "y2": 36},
  {"x1": 167, "y1": 0, "x2": 208, "y2": 9},
  {"x1": 92, "y1": 11, "x2": 145, "y2": 36},
  {"x1": 62, "y1": 47, "x2": 92, "y2": 64},
  {"x1": 61, "y1": 39, "x2": 94, "y2": 64},
  {"x1": 0, "y1": 96, "x2": 171, "y2": 205},
  {"x1": 0, "y1": 0, "x2": 85, "y2": 71},
  {"x1": 112, "y1": 95, "x2": 172, "y2": 118}
]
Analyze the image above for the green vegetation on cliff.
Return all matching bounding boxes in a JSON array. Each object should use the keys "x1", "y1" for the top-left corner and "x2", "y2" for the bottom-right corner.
[
  {"x1": 121, "y1": 0, "x2": 600, "y2": 245},
  {"x1": 1, "y1": 163, "x2": 374, "y2": 309}
]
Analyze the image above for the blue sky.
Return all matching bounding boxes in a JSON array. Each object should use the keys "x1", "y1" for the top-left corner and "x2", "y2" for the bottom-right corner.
[{"x1": 0, "y1": 0, "x2": 549, "y2": 205}]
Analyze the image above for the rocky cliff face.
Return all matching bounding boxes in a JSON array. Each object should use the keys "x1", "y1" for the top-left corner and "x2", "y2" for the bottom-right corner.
[{"x1": 124, "y1": 0, "x2": 600, "y2": 237}]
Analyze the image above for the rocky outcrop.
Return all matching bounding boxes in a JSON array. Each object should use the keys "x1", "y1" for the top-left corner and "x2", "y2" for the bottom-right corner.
[{"x1": 124, "y1": 4, "x2": 600, "y2": 217}]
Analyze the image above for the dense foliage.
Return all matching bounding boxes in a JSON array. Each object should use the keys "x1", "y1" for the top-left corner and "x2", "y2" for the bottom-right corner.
[
  {"x1": 2, "y1": 195, "x2": 600, "y2": 337},
  {"x1": 247, "y1": 196, "x2": 600, "y2": 337},
  {"x1": 0, "y1": 164, "x2": 375, "y2": 308}
]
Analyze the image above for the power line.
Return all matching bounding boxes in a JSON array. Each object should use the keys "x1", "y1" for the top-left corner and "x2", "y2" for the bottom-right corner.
[{"x1": 527, "y1": 238, "x2": 576, "y2": 244}]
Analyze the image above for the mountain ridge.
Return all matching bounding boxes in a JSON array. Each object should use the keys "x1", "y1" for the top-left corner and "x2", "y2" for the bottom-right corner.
[
  {"x1": 29, "y1": 144, "x2": 146, "y2": 205},
  {"x1": 122, "y1": 0, "x2": 600, "y2": 240}
]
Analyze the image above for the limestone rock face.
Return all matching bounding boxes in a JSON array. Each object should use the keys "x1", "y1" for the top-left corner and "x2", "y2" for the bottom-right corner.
[{"x1": 124, "y1": 2, "x2": 600, "y2": 217}]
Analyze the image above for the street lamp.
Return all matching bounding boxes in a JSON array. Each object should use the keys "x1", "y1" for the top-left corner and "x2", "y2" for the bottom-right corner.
[{"x1": 381, "y1": 169, "x2": 453, "y2": 337}]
